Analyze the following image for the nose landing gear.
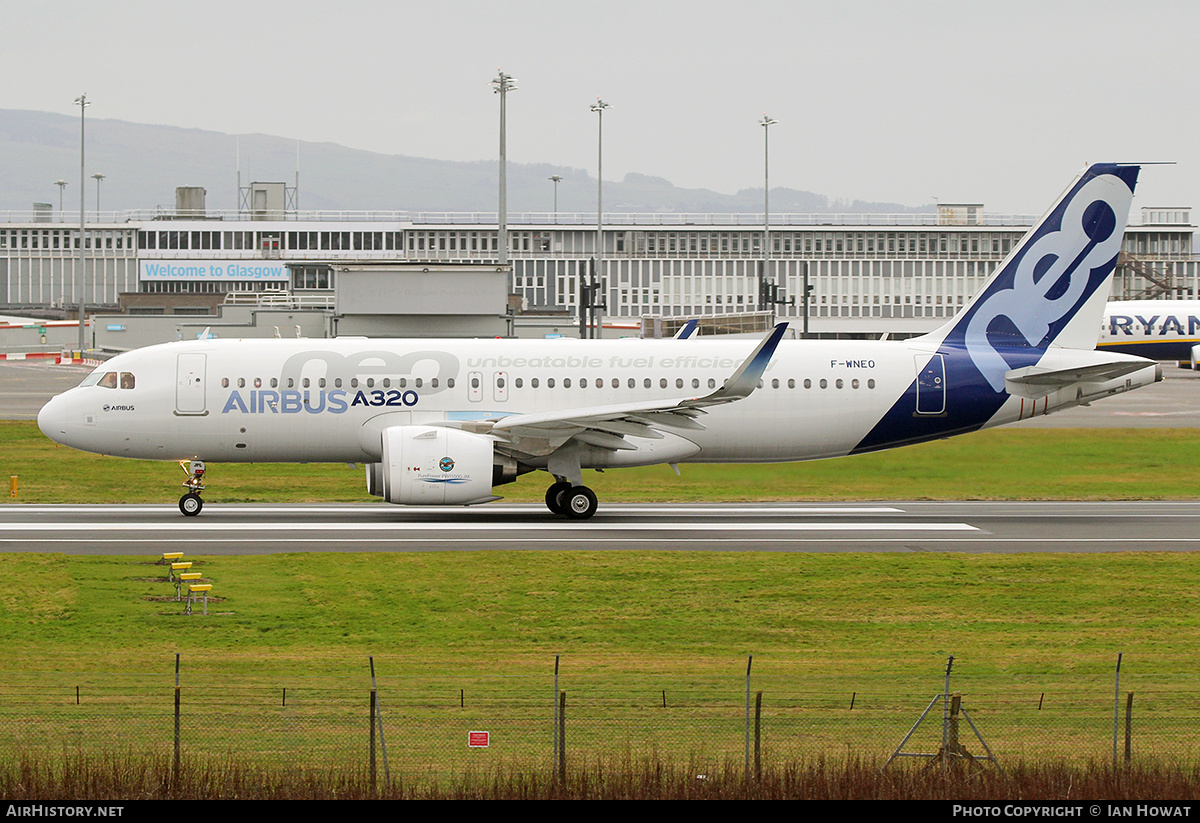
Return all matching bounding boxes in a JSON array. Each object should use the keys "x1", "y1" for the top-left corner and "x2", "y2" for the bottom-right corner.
[{"x1": 179, "y1": 459, "x2": 206, "y2": 517}]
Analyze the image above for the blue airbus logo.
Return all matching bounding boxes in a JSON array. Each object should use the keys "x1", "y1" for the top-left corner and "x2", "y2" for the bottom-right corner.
[
  {"x1": 217, "y1": 348, "x2": 458, "y2": 415},
  {"x1": 220, "y1": 388, "x2": 420, "y2": 414}
]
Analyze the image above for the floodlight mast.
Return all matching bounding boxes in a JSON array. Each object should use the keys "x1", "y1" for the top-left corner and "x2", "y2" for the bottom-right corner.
[
  {"x1": 549, "y1": 175, "x2": 562, "y2": 223},
  {"x1": 75, "y1": 94, "x2": 90, "y2": 352},
  {"x1": 492, "y1": 71, "x2": 517, "y2": 268},
  {"x1": 588, "y1": 99, "x2": 611, "y2": 339},
  {"x1": 92, "y1": 173, "x2": 105, "y2": 213},
  {"x1": 760, "y1": 114, "x2": 777, "y2": 312}
]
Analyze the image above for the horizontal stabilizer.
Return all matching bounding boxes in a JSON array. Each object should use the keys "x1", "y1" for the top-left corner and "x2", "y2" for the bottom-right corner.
[{"x1": 1005, "y1": 358, "x2": 1153, "y2": 397}]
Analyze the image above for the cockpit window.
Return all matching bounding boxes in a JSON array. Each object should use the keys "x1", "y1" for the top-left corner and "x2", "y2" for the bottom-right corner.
[{"x1": 79, "y1": 367, "x2": 135, "y2": 389}]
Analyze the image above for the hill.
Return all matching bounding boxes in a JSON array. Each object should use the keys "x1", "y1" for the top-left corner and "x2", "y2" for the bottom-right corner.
[{"x1": 0, "y1": 109, "x2": 929, "y2": 216}]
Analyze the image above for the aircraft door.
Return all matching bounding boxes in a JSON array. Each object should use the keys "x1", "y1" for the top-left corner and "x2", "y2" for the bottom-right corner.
[
  {"x1": 915, "y1": 354, "x2": 945, "y2": 415},
  {"x1": 175, "y1": 353, "x2": 208, "y2": 415},
  {"x1": 493, "y1": 371, "x2": 508, "y2": 402},
  {"x1": 468, "y1": 371, "x2": 483, "y2": 402}
]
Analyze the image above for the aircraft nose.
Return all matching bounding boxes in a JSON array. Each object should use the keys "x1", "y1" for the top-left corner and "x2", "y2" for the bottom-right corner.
[{"x1": 37, "y1": 393, "x2": 70, "y2": 445}]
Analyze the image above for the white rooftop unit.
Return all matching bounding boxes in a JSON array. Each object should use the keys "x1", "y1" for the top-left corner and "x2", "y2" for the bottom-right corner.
[
  {"x1": 247, "y1": 182, "x2": 286, "y2": 220},
  {"x1": 936, "y1": 204, "x2": 983, "y2": 226}
]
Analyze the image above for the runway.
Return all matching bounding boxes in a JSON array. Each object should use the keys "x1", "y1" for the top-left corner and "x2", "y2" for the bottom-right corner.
[{"x1": 3, "y1": 501, "x2": 1199, "y2": 553}]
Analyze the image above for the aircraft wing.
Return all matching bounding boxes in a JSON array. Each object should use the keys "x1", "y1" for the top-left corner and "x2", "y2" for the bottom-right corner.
[{"x1": 479, "y1": 323, "x2": 787, "y2": 457}]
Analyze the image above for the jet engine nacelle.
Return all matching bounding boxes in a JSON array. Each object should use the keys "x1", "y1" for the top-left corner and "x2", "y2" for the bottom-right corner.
[
  {"x1": 365, "y1": 461, "x2": 385, "y2": 498},
  {"x1": 370, "y1": 426, "x2": 496, "y2": 505}
]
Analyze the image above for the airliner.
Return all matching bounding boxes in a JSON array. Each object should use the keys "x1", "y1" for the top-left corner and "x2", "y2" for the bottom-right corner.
[
  {"x1": 1100, "y1": 300, "x2": 1200, "y2": 366},
  {"x1": 38, "y1": 163, "x2": 1161, "y2": 519}
]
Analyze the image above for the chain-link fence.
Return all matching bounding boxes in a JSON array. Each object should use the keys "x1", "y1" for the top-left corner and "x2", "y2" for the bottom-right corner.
[{"x1": 3, "y1": 656, "x2": 1199, "y2": 784}]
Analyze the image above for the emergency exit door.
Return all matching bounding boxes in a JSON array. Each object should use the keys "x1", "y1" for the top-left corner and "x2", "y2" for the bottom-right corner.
[
  {"x1": 175, "y1": 353, "x2": 207, "y2": 415},
  {"x1": 915, "y1": 354, "x2": 945, "y2": 415}
]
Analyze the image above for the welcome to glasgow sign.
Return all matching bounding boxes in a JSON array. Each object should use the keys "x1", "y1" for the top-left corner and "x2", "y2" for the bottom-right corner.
[{"x1": 139, "y1": 260, "x2": 290, "y2": 281}]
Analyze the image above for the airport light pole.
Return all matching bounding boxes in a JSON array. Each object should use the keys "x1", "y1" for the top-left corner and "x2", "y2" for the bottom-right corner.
[
  {"x1": 55, "y1": 180, "x2": 67, "y2": 220},
  {"x1": 760, "y1": 114, "x2": 777, "y2": 313},
  {"x1": 92, "y1": 173, "x2": 105, "y2": 214},
  {"x1": 492, "y1": 71, "x2": 517, "y2": 269},
  {"x1": 75, "y1": 93, "x2": 89, "y2": 352},
  {"x1": 589, "y1": 98, "x2": 610, "y2": 339},
  {"x1": 549, "y1": 175, "x2": 562, "y2": 223}
]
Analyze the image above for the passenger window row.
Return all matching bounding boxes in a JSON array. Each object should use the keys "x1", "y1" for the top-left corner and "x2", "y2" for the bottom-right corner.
[
  {"x1": 504, "y1": 376, "x2": 877, "y2": 391},
  {"x1": 213, "y1": 374, "x2": 879, "y2": 392},
  {"x1": 219, "y1": 376, "x2": 453, "y2": 390}
]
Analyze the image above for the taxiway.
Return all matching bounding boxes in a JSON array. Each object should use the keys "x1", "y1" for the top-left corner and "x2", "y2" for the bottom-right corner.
[{"x1": 2, "y1": 501, "x2": 1198, "y2": 553}]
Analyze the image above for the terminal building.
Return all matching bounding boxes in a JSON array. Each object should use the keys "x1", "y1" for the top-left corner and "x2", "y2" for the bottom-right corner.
[{"x1": 1, "y1": 182, "x2": 1196, "y2": 349}]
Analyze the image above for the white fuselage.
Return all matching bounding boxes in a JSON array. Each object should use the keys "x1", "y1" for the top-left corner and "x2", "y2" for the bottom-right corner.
[{"x1": 38, "y1": 335, "x2": 1158, "y2": 470}]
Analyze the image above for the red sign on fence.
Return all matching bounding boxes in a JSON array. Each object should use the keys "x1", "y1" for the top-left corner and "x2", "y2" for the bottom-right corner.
[{"x1": 468, "y1": 731, "x2": 490, "y2": 748}]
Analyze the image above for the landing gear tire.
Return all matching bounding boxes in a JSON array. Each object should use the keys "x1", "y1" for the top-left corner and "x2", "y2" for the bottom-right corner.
[
  {"x1": 178, "y1": 459, "x2": 206, "y2": 517},
  {"x1": 545, "y1": 481, "x2": 572, "y2": 515},
  {"x1": 179, "y1": 492, "x2": 203, "y2": 517},
  {"x1": 563, "y1": 485, "x2": 598, "y2": 520}
]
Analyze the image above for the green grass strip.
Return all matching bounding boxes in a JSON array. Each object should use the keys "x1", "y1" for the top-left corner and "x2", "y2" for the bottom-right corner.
[
  {"x1": 2, "y1": 551, "x2": 1199, "y2": 683},
  {"x1": 4, "y1": 421, "x2": 1200, "y2": 503}
]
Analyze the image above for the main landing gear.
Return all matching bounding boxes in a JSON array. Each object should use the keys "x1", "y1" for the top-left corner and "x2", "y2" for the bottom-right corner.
[
  {"x1": 545, "y1": 479, "x2": 598, "y2": 520},
  {"x1": 179, "y1": 459, "x2": 206, "y2": 517}
]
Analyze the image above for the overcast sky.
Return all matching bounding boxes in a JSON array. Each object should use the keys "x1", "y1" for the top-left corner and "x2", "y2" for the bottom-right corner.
[{"x1": 4, "y1": 0, "x2": 1198, "y2": 214}]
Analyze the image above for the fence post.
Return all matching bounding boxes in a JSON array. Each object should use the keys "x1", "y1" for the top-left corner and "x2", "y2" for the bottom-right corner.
[
  {"x1": 942, "y1": 655, "x2": 954, "y2": 773},
  {"x1": 368, "y1": 657, "x2": 389, "y2": 785},
  {"x1": 1113, "y1": 653, "x2": 1122, "y2": 770},
  {"x1": 744, "y1": 655, "x2": 753, "y2": 777},
  {"x1": 754, "y1": 691, "x2": 763, "y2": 781},
  {"x1": 172, "y1": 653, "x2": 180, "y2": 789},
  {"x1": 370, "y1": 689, "x2": 377, "y2": 795},
  {"x1": 948, "y1": 693, "x2": 962, "y2": 752},
  {"x1": 553, "y1": 655, "x2": 560, "y2": 772},
  {"x1": 1124, "y1": 691, "x2": 1134, "y2": 768},
  {"x1": 557, "y1": 690, "x2": 567, "y2": 783}
]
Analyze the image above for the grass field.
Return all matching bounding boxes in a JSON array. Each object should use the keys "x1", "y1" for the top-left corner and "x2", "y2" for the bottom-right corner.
[
  {"x1": 3, "y1": 418, "x2": 1200, "y2": 678},
  {"x1": 2, "y1": 549, "x2": 1199, "y2": 673},
  {"x1": 3, "y1": 420, "x2": 1200, "y2": 783},
  {"x1": 2, "y1": 550, "x2": 1200, "y2": 773}
]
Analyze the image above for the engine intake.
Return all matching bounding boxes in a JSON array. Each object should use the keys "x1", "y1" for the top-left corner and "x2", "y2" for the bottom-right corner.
[{"x1": 367, "y1": 426, "x2": 496, "y2": 505}]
